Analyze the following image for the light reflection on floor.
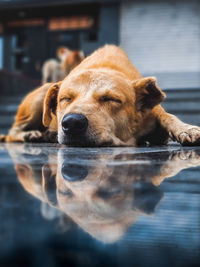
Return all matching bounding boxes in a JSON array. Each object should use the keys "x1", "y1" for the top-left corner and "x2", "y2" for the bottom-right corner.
[{"x1": 0, "y1": 143, "x2": 200, "y2": 267}]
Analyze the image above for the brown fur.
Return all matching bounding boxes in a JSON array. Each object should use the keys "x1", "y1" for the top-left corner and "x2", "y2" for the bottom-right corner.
[
  {"x1": 56, "y1": 46, "x2": 70, "y2": 61},
  {"x1": 62, "y1": 50, "x2": 84, "y2": 74},
  {"x1": 1, "y1": 45, "x2": 200, "y2": 146}
]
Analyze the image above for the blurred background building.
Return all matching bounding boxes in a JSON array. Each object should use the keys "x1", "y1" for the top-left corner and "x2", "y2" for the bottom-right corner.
[
  {"x1": 0, "y1": 0, "x2": 200, "y2": 89},
  {"x1": 0, "y1": 0, "x2": 119, "y2": 92},
  {"x1": 0, "y1": 0, "x2": 199, "y2": 130}
]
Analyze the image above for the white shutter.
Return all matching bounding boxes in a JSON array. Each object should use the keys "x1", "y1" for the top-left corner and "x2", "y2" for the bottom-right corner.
[{"x1": 120, "y1": 0, "x2": 200, "y2": 88}]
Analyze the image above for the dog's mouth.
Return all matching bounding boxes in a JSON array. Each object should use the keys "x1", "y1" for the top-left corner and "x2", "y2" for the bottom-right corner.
[
  {"x1": 59, "y1": 113, "x2": 116, "y2": 147},
  {"x1": 61, "y1": 134, "x2": 97, "y2": 147},
  {"x1": 61, "y1": 134, "x2": 114, "y2": 147}
]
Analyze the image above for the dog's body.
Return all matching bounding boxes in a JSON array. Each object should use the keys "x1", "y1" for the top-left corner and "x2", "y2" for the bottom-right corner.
[
  {"x1": 1, "y1": 45, "x2": 200, "y2": 146},
  {"x1": 42, "y1": 47, "x2": 84, "y2": 84}
]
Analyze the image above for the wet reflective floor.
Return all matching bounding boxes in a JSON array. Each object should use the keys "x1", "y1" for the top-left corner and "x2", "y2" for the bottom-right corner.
[{"x1": 0, "y1": 143, "x2": 200, "y2": 267}]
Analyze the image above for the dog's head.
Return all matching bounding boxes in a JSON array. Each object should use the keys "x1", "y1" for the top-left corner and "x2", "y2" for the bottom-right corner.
[
  {"x1": 62, "y1": 50, "x2": 84, "y2": 74},
  {"x1": 57, "y1": 46, "x2": 70, "y2": 61},
  {"x1": 43, "y1": 69, "x2": 165, "y2": 146}
]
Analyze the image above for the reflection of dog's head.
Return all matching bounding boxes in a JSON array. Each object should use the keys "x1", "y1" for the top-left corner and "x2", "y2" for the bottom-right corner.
[
  {"x1": 8, "y1": 145, "x2": 167, "y2": 243},
  {"x1": 8, "y1": 145, "x2": 200, "y2": 243},
  {"x1": 43, "y1": 45, "x2": 165, "y2": 147},
  {"x1": 55, "y1": 150, "x2": 163, "y2": 243}
]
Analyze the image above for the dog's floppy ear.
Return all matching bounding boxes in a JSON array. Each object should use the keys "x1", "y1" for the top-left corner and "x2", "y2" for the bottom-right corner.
[
  {"x1": 132, "y1": 182, "x2": 163, "y2": 214},
  {"x1": 133, "y1": 77, "x2": 166, "y2": 111},
  {"x1": 43, "y1": 82, "x2": 62, "y2": 127},
  {"x1": 42, "y1": 164, "x2": 57, "y2": 207}
]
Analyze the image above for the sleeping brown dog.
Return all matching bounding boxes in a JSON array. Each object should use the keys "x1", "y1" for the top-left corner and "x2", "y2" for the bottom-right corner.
[{"x1": 1, "y1": 45, "x2": 200, "y2": 146}]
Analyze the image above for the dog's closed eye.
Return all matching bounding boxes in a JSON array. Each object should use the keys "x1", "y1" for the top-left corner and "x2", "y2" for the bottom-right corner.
[
  {"x1": 60, "y1": 96, "x2": 73, "y2": 103},
  {"x1": 99, "y1": 96, "x2": 122, "y2": 104}
]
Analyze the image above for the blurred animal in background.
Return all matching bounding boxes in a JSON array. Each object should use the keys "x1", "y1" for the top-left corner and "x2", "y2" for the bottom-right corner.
[
  {"x1": 42, "y1": 46, "x2": 84, "y2": 84},
  {"x1": 42, "y1": 46, "x2": 69, "y2": 84},
  {"x1": 62, "y1": 50, "x2": 85, "y2": 74}
]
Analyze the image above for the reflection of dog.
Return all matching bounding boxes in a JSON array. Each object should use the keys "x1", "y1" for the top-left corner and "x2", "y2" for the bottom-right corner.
[
  {"x1": 6, "y1": 144, "x2": 200, "y2": 243},
  {"x1": 1, "y1": 45, "x2": 200, "y2": 146},
  {"x1": 42, "y1": 47, "x2": 84, "y2": 84}
]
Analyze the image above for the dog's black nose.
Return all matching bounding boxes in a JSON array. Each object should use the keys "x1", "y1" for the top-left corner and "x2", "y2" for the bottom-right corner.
[
  {"x1": 62, "y1": 113, "x2": 88, "y2": 135},
  {"x1": 61, "y1": 162, "x2": 88, "y2": 182}
]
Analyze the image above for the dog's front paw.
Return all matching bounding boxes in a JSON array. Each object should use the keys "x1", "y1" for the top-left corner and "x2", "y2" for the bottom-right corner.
[
  {"x1": 24, "y1": 131, "x2": 43, "y2": 142},
  {"x1": 169, "y1": 149, "x2": 200, "y2": 162},
  {"x1": 43, "y1": 130, "x2": 57, "y2": 143},
  {"x1": 171, "y1": 126, "x2": 200, "y2": 146}
]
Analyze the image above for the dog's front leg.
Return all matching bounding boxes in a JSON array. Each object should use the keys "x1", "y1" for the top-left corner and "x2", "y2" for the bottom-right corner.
[
  {"x1": 152, "y1": 149, "x2": 200, "y2": 186},
  {"x1": 0, "y1": 128, "x2": 43, "y2": 143},
  {"x1": 153, "y1": 105, "x2": 200, "y2": 145},
  {"x1": 0, "y1": 127, "x2": 57, "y2": 143}
]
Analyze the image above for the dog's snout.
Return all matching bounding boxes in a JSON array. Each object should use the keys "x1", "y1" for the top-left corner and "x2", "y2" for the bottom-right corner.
[{"x1": 62, "y1": 113, "x2": 88, "y2": 135}]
